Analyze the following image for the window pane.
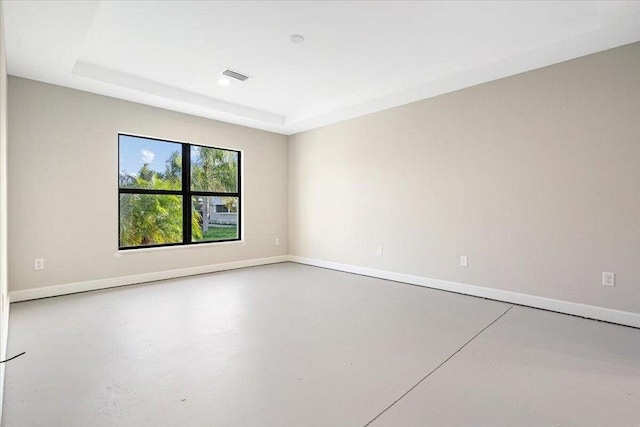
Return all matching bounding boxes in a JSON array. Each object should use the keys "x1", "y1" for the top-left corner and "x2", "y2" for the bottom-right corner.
[
  {"x1": 119, "y1": 193, "x2": 183, "y2": 247},
  {"x1": 119, "y1": 135, "x2": 182, "y2": 190},
  {"x1": 192, "y1": 196, "x2": 239, "y2": 242},
  {"x1": 190, "y1": 146, "x2": 238, "y2": 193}
]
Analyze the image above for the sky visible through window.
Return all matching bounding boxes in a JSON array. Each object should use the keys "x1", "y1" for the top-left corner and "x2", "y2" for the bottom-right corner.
[{"x1": 119, "y1": 135, "x2": 181, "y2": 176}]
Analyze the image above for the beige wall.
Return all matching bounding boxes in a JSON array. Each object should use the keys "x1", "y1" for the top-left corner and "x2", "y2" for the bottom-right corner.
[
  {"x1": 8, "y1": 77, "x2": 288, "y2": 292},
  {"x1": 6, "y1": 44, "x2": 639, "y2": 314},
  {"x1": 289, "y1": 43, "x2": 640, "y2": 314}
]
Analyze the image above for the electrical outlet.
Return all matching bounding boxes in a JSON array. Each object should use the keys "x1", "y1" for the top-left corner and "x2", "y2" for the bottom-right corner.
[
  {"x1": 376, "y1": 247, "x2": 383, "y2": 256},
  {"x1": 602, "y1": 272, "x2": 615, "y2": 287},
  {"x1": 275, "y1": 238, "x2": 280, "y2": 246},
  {"x1": 34, "y1": 258, "x2": 45, "y2": 270},
  {"x1": 460, "y1": 256, "x2": 468, "y2": 267}
]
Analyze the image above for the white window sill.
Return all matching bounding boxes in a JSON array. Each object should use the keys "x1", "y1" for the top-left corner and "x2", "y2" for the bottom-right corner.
[{"x1": 115, "y1": 239, "x2": 246, "y2": 257}]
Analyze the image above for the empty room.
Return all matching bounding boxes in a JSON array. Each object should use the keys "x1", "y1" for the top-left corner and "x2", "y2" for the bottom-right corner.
[{"x1": 0, "y1": 1, "x2": 638, "y2": 426}]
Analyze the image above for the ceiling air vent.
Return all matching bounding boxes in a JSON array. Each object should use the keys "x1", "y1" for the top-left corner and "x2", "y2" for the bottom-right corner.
[{"x1": 221, "y1": 69, "x2": 250, "y2": 82}]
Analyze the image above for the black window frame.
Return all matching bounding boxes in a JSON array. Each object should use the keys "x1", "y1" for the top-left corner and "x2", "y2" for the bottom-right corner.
[{"x1": 118, "y1": 133, "x2": 242, "y2": 250}]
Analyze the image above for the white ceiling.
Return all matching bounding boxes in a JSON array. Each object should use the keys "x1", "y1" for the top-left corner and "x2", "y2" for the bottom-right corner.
[{"x1": 4, "y1": 1, "x2": 639, "y2": 135}]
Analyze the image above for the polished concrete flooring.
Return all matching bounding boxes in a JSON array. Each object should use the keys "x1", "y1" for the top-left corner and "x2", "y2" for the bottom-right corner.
[{"x1": 3, "y1": 263, "x2": 639, "y2": 426}]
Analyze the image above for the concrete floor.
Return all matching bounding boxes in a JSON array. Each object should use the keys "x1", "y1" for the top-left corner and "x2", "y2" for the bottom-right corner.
[{"x1": 2, "y1": 263, "x2": 639, "y2": 426}]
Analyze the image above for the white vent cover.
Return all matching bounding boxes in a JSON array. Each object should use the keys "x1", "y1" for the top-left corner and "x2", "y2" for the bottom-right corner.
[{"x1": 221, "y1": 69, "x2": 250, "y2": 81}]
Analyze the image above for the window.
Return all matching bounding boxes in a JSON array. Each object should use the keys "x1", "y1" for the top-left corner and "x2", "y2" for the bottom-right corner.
[
  {"x1": 118, "y1": 134, "x2": 241, "y2": 249},
  {"x1": 215, "y1": 204, "x2": 231, "y2": 213}
]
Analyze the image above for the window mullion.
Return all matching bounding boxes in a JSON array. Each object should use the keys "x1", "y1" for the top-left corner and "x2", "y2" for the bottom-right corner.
[
  {"x1": 189, "y1": 192, "x2": 239, "y2": 198},
  {"x1": 118, "y1": 188, "x2": 182, "y2": 195},
  {"x1": 182, "y1": 143, "x2": 191, "y2": 244}
]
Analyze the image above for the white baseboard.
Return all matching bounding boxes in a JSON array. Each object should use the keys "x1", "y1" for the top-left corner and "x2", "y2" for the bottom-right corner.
[
  {"x1": 289, "y1": 256, "x2": 640, "y2": 329},
  {"x1": 9, "y1": 255, "x2": 289, "y2": 303},
  {"x1": 8, "y1": 254, "x2": 638, "y2": 328}
]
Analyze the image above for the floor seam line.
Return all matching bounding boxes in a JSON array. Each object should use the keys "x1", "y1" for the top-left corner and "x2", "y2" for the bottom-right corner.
[{"x1": 362, "y1": 305, "x2": 515, "y2": 427}]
